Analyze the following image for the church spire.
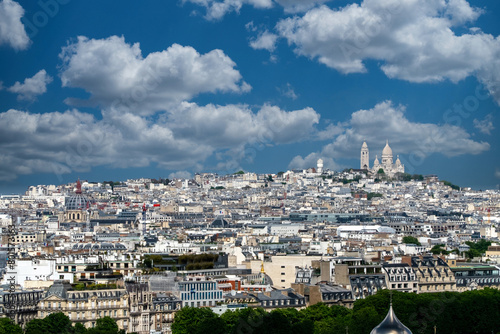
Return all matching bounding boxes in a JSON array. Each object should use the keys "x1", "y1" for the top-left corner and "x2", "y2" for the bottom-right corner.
[{"x1": 75, "y1": 178, "x2": 82, "y2": 194}]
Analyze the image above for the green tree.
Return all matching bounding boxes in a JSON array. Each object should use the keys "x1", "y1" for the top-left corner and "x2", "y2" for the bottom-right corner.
[
  {"x1": 172, "y1": 307, "x2": 226, "y2": 334},
  {"x1": 24, "y1": 319, "x2": 49, "y2": 334},
  {"x1": 25, "y1": 312, "x2": 86, "y2": 334},
  {"x1": 86, "y1": 316, "x2": 120, "y2": 334},
  {"x1": 349, "y1": 305, "x2": 380, "y2": 334},
  {"x1": 367, "y1": 192, "x2": 383, "y2": 200},
  {"x1": 442, "y1": 180, "x2": 460, "y2": 190},
  {"x1": 430, "y1": 244, "x2": 449, "y2": 255},
  {"x1": 258, "y1": 309, "x2": 291, "y2": 334},
  {"x1": 46, "y1": 312, "x2": 73, "y2": 334},
  {"x1": 0, "y1": 318, "x2": 22, "y2": 334},
  {"x1": 73, "y1": 323, "x2": 87, "y2": 334},
  {"x1": 466, "y1": 239, "x2": 491, "y2": 254},
  {"x1": 402, "y1": 236, "x2": 421, "y2": 245}
]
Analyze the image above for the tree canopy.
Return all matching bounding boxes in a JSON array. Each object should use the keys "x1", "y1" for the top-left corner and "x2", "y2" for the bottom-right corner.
[
  {"x1": 0, "y1": 318, "x2": 22, "y2": 334},
  {"x1": 172, "y1": 289, "x2": 500, "y2": 334},
  {"x1": 430, "y1": 244, "x2": 449, "y2": 255},
  {"x1": 465, "y1": 239, "x2": 492, "y2": 259},
  {"x1": 25, "y1": 313, "x2": 124, "y2": 334},
  {"x1": 402, "y1": 236, "x2": 421, "y2": 246}
]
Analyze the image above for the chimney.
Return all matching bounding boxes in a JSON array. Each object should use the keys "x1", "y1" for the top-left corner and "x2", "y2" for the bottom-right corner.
[{"x1": 401, "y1": 255, "x2": 412, "y2": 266}]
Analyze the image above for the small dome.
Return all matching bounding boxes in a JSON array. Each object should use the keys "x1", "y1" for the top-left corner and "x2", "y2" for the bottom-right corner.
[
  {"x1": 211, "y1": 217, "x2": 230, "y2": 228},
  {"x1": 373, "y1": 155, "x2": 380, "y2": 165},
  {"x1": 66, "y1": 194, "x2": 90, "y2": 210},
  {"x1": 395, "y1": 155, "x2": 401, "y2": 166},
  {"x1": 382, "y1": 140, "x2": 393, "y2": 156},
  {"x1": 362, "y1": 141, "x2": 368, "y2": 148},
  {"x1": 66, "y1": 179, "x2": 90, "y2": 210},
  {"x1": 370, "y1": 304, "x2": 412, "y2": 334}
]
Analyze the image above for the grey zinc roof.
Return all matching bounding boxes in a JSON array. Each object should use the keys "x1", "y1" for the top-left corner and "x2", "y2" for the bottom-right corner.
[{"x1": 45, "y1": 280, "x2": 72, "y2": 299}]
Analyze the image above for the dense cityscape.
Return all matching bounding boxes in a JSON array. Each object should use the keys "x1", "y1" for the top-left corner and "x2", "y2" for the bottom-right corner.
[
  {"x1": 0, "y1": 143, "x2": 499, "y2": 333},
  {"x1": 1, "y1": 0, "x2": 500, "y2": 333}
]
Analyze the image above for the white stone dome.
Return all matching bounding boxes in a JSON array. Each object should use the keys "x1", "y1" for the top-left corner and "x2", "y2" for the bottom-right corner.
[{"x1": 382, "y1": 140, "x2": 392, "y2": 156}]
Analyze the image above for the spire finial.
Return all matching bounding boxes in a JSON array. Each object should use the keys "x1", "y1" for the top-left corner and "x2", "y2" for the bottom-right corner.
[{"x1": 390, "y1": 291, "x2": 393, "y2": 306}]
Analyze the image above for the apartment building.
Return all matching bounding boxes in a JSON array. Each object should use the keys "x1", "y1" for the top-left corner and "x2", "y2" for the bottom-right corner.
[
  {"x1": 402, "y1": 255, "x2": 456, "y2": 293},
  {"x1": 38, "y1": 281, "x2": 130, "y2": 330},
  {"x1": 382, "y1": 263, "x2": 418, "y2": 293},
  {"x1": 177, "y1": 280, "x2": 224, "y2": 307}
]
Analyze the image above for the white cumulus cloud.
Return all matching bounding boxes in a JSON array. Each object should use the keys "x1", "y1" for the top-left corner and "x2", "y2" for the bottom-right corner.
[
  {"x1": 473, "y1": 114, "x2": 494, "y2": 135},
  {"x1": 275, "y1": 0, "x2": 332, "y2": 13},
  {"x1": 186, "y1": 0, "x2": 333, "y2": 18},
  {"x1": 8, "y1": 69, "x2": 52, "y2": 100},
  {"x1": 289, "y1": 100, "x2": 490, "y2": 172},
  {"x1": 276, "y1": 0, "x2": 500, "y2": 104},
  {"x1": 250, "y1": 30, "x2": 278, "y2": 52},
  {"x1": 166, "y1": 102, "x2": 320, "y2": 147},
  {"x1": 288, "y1": 153, "x2": 341, "y2": 171},
  {"x1": 0, "y1": 0, "x2": 30, "y2": 50},
  {"x1": 59, "y1": 36, "x2": 251, "y2": 115},
  {"x1": 168, "y1": 171, "x2": 192, "y2": 180},
  {"x1": 0, "y1": 102, "x2": 320, "y2": 181},
  {"x1": 327, "y1": 101, "x2": 490, "y2": 158},
  {"x1": 184, "y1": 0, "x2": 273, "y2": 20}
]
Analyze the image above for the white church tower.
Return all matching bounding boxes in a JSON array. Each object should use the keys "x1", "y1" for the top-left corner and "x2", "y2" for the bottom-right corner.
[
  {"x1": 317, "y1": 158, "x2": 323, "y2": 174},
  {"x1": 360, "y1": 141, "x2": 369, "y2": 170}
]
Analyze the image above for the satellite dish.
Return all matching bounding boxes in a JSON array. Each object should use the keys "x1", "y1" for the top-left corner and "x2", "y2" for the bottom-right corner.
[{"x1": 230, "y1": 290, "x2": 236, "y2": 296}]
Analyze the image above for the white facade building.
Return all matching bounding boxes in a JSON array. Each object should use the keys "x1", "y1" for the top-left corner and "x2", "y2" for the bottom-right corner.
[{"x1": 2, "y1": 258, "x2": 73, "y2": 288}]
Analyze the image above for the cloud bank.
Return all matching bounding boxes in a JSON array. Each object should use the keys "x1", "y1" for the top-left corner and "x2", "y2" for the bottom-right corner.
[
  {"x1": 0, "y1": 0, "x2": 30, "y2": 50},
  {"x1": 276, "y1": 0, "x2": 500, "y2": 103},
  {"x1": 60, "y1": 36, "x2": 251, "y2": 115}
]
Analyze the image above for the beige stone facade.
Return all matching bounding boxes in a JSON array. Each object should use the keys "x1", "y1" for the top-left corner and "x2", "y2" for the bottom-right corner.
[{"x1": 38, "y1": 284, "x2": 129, "y2": 330}]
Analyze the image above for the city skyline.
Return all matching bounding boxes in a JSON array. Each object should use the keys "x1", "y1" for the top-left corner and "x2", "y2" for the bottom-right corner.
[{"x1": 1, "y1": 0, "x2": 500, "y2": 195}]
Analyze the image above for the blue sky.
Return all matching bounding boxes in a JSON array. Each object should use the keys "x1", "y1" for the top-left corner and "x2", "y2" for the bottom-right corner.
[{"x1": 0, "y1": 0, "x2": 499, "y2": 194}]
